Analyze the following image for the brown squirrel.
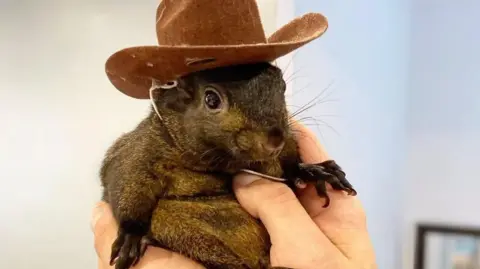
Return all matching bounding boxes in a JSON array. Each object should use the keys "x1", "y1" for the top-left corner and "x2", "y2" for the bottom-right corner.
[{"x1": 99, "y1": 62, "x2": 357, "y2": 269}]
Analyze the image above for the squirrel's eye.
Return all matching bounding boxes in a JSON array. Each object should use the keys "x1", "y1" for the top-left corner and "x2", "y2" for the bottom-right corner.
[{"x1": 204, "y1": 89, "x2": 222, "y2": 110}]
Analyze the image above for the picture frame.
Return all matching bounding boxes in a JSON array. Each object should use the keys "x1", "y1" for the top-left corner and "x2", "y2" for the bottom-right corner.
[{"x1": 414, "y1": 223, "x2": 480, "y2": 269}]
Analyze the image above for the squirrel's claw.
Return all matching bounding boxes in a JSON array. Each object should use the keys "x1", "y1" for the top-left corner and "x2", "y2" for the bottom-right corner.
[
  {"x1": 110, "y1": 230, "x2": 154, "y2": 269},
  {"x1": 295, "y1": 160, "x2": 357, "y2": 207}
]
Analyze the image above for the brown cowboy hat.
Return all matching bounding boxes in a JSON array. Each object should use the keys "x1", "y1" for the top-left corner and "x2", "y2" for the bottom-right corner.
[{"x1": 105, "y1": 0, "x2": 328, "y2": 99}]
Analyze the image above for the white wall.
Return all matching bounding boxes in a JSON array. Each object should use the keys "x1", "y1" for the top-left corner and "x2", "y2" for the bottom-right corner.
[
  {"x1": 0, "y1": 2, "x2": 157, "y2": 268},
  {"x1": 402, "y1": 0, "x2": 480, "y2": 268},
  {"x1": 291, "y1": 1, "x2": 411, "y2": 269},
  {"x1": 0, "y1": 1, "x2": 290, "y2": 268}
]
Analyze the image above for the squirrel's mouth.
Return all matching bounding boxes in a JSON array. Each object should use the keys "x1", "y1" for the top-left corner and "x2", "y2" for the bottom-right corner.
[{"x1": 199, "y1": 146, "x2": 283, "y2": 176}]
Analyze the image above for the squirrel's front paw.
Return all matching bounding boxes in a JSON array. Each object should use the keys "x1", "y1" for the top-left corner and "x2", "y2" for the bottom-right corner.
[
  {"x1": 296, "y1": 160, "x2": 357, "y2": 207},
  {"x1": 110, "y1": 224, "x2": 155, "y2": 269}
]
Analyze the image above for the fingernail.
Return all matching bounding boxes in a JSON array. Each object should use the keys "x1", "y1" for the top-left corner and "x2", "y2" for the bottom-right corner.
[
  {"x1": 90, "y1": 202, "x2": 106, "y2": 231},
  {"x1": 234, "y1": 173, "x2": 261, "y2": 187}
]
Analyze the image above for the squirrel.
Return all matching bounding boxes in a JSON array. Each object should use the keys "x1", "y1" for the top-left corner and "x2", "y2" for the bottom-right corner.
[{"x1": 99, "y1": 62, "x2": 357, "y2": 269}]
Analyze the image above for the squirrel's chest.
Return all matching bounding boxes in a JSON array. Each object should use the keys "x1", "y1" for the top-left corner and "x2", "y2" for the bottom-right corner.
[{"x1": 152, "y1": 162, "x2": 231, "y2": 197}]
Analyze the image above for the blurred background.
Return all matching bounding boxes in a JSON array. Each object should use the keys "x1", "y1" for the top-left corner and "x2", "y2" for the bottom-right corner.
[{"x1": 0, "y1": 0, "x2": 478, "y2": 269}]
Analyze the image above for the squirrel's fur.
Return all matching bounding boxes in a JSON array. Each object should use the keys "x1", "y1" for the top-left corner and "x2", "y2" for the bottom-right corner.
[{"x1": 100, "y1": 62, "x2": 356, "y2": 269}]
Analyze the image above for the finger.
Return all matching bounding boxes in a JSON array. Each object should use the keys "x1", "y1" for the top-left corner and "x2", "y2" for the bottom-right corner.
[
  {"x1": 290, "y1": 119, "x2": 329, "y2": 163},
  {"x1": 98, "y1": 259, "x2": 106, "y2": 269},
  {"x1": 91, "y1": 202, "x2": 117, "y2": 268},
  {"x1": 233, "y1": 174, "x2": 346, "y2": 267},
  {"x1": 290, "y1": 120, "x2": 335, "y2": 210},
  {"x1": 290, "y1": 121, "x2": 363, "y2": 222},
  {"x1": 134, "y1": 247, "x2": 206, "y2": 269},
  {"x1": 300, "y1": 186, "x2": 375, "y2": 267},
  {"x1": 290, "y1": 120, "x2": 366, "y2": 224},
  {"x1": 290, "y1": 123, "x2": 375, "y2": 266}
]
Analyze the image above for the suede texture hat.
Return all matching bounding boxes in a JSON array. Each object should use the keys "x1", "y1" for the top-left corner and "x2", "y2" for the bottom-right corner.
[{"x1": 105, "y1": 0, "x2": 328, "y2": 99}]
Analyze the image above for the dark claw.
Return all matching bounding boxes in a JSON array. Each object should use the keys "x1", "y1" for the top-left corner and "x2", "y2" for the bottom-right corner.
[
  {"x1": 321, "y1": 160, "x2": 357, "y2": 195},
  {"x1": 313, "y1": 177, "x2": 330, "y2": 208},
  {"x1": 110, "y1": 233, "x2": 125, "y2": 265},
  {"x1": 295, "y1": 160, "x2": 356, "y2": 207},
  {"x1": 129, "y1": 238, "x2": 140, "y2": 266},
  {"x1": 110, "y1": 230, "x2": 155, "y2": 269}
]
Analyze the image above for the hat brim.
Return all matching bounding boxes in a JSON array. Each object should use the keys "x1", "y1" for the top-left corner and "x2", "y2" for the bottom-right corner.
[{"x1": 105, "y1": 13, "x2": 328, "y2": 99}]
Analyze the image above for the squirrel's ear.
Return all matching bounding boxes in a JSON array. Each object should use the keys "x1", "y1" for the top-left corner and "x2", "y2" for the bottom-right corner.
[{"x1": 154, "y1": 83, "x2": 194, "y2": 113}]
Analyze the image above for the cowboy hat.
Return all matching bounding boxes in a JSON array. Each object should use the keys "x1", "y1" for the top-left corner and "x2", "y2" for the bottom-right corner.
[{"x1": 105, "y1": 0, "x2": 328, "y2": 99}]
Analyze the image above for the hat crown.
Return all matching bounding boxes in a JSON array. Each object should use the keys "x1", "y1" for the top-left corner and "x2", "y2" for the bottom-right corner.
[{"x1": 155, "y1": 0, "x2": 268, "y2": 46}]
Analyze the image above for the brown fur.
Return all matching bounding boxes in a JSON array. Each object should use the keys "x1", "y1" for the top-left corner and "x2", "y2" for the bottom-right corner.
[{"x1": 100, "y1": 62, "x2": 356, "y2": 269}]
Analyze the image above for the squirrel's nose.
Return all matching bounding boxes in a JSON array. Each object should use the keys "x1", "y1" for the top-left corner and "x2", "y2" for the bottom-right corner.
[{"x1": 263, "y1": 127, "x2": 285, "y2": 155}]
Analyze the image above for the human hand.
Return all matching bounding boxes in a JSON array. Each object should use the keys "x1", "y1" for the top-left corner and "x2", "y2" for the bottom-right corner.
[
  {"x1": 232, "y1": 121, "x2": 377, "y2": 269},
  {"x1": 91, "y1": 202, "x2": 205, "y2": 269}
]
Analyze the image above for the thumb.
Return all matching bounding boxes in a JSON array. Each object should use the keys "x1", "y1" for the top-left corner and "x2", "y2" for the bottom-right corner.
[
  {"x1": 232, "y1": 173, "x2": 337, "y2": 265},
  {"x1": 232, "y1": 173, "x2": 304, "y2": 220}
]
